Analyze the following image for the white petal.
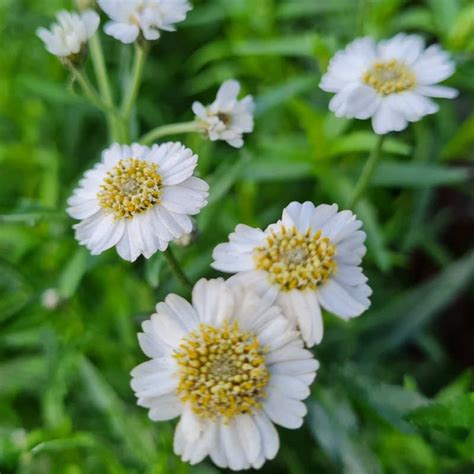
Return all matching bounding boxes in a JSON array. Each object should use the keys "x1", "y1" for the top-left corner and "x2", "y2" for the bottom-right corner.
[
  {"x1": 235, "y1": 414, "x2": 261, "y2": 465},
  {"x1": 280, "y1": 291, "x2": 323, "y2": 347},
  {"x1": 221, "y1": 420, "x2": 249, "y2": 471},
  {"x1": 191, "y1": 278, "x2": 235, "y2": 325},
  {"x1": 318, "y1": 278, "x2": 369, "y2": 319},
  {"x1": 263, "y1": 389, "x2": 307, "y2": 429},
  {"x1": 151, "y1": 142, "x2": 198, "y2": 185},
  {"x1": 148, "y1": 396, "x2": 182, "y2": 421},
  {"x1": 412, "y1": 44, "x2": 456, "y2": 85},
  {"x1": 270, "y1": 375, "x2": 310, "y2": 400},
  {"x1": 378, "y1": 33, "x2": 425, "y2": 65},
  {"x1": 161, "y1": 177, "x2": 208, "y2": 215},
  {"x1": 104, "y1": 22, "x2": 139, "y2": 43},
  {"x1": 253, "y1": 411, "x2": 279, "y2": 460},
  {"x1": 371, "y1": 97, "x2": 408, "y2": 134},
  {"x1": 416, "y1": 85, "x2": 459, "y2": 99},
  {"x1": 157, "y1": 294, "x2": 199, "y2": 332}
]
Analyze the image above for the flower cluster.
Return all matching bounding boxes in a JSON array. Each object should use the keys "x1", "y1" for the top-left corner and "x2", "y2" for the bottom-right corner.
[{"x1": 37, "y1": 0, "x2": 459, "y2": 469}]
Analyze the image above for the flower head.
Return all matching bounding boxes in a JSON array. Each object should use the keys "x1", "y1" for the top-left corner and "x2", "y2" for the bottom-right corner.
[
  {"x1": 98, "y1": 0, "x2": 192, "y2": 44},
  {"x1": 212, "y1": 202, "x2": 371, "y2": 347},
  {"x1": 36, "y1": 9, "x2": 100, "y2": 60},
  {"x1": 193, "y1": 80, "x2": 255, "y2": 148},
  {"x1": 131, "y1": 278, "x2": 318, "y2": 470},
  {"x1": 320, "y1": 34, "x2": 458, "y2": 134},
  {"x1": 67, "y1": 142, "x2": 208, "y2": 262}
]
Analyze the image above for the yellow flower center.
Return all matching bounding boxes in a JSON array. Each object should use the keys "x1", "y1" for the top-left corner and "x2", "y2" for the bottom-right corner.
[
  {"x1": 97, "y1": 158, "x2": 162, "y2": 219},
  {"x1": 173, "y1": 321, "x2": 269, "y2": 421},
  {"x1": 363, "y1": 59, "x2": 416, "y2": 95},
  {"x1": 254, "y1": 225, "x2": 336, "y2": 291}
]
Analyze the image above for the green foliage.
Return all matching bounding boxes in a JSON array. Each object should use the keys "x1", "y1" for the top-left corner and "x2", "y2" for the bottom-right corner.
[{"x1": 0, "y1": 0, "x2": 473, "y2": 473}]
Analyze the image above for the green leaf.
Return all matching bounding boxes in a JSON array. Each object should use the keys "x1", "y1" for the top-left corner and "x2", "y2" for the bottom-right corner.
[
  {"x1": 0, "y1": 356, "x2": 46, "y2": 396},
  {"x1": 77, "y1": 356, "x2": 158, "y2": 466},
  {"x1": 328, "y1": 132, "x2": 411, "y2": 158},
  {"x1": 371, "y1": 161, "x2": 469, "y2": 187},
  {"x1": 57, "y1": 247, "x2": 90, "y2": 299},
  {"x1": 441, "y1": 113, "x2": 474, "y2": 160},
  {"x1": 0, "y1": 261, "x2": 31, "y2": 322},
  {"x1": 256, "y1": 75, "x2": 315, "y2": 116},
  {"x1": 360, "y1": 251, "x2": 474, "y2": 355},
  {"x1": 407, "y1": 394, "x2": 474, "y2": 431}
]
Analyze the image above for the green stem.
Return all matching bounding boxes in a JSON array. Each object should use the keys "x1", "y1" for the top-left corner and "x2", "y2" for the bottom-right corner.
[
  {"x1": 348, "y1": 134, "x2": 385, "y2": 207},
  {"x1": 121, "y1": 43, "x2": 148, "y2": 122},
  {"x1": 89, "y1": 34, "x2": 118, "y2": 141},
  {"x1": 163, "y1": 247, "x2": 193, "y2": 292},
  {"x1": 71, "y1": 67, "x2": 104, "y2": 109},
  {"x1": 139, "y1": 121, "x2": 201, "y2": 145}
]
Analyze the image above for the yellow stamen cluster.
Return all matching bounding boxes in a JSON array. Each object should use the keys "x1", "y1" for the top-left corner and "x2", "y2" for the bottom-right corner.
[
  {"x1": 173, "y1": 321, "x2": 269, "y2": 421},
  {"x1": 363, "y1": 59, "x2": 416, "y2": 95},
  {"x1": 97, "y1": 158, "x2": 162, "y2": 219},
  {"x1": 254, "y1": 225, "x2": 336, "y2": 291}
]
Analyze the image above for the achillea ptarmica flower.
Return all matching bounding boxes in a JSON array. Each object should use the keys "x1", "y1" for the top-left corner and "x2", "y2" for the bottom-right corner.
[
  {"x1": 131, "y1": 278, "x2": 318, "y2": 470},
  {"x1": 98, "y1": 0, "x2": 192, "y2": 44},
  {"x1": 320, "y1": 34, "x2": 458, "y2": 134},
  {"x1": 36, "y1": 10, "x2": 100, "y2": 60},
  {"x1": 192, "y1": 80, "x2": 255, "y2": 148},
  {"x1": 67, "y1": 142, "x2": 208, "y2": 262},
  {"x1": 212, "y1": 201, "x2": 371, "y2": 347}
]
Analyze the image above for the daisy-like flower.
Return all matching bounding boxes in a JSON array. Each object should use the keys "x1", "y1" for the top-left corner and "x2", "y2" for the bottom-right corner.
[
  {"x1": 98, "y1": 0, "x2": 192, "y2": 44},
  {"x1": 67, "y1": 142, "x2": 208, "y2": 262},
  {"x1": 320, "y1": 33, "x2": 458, "y2": 134},
  {"x1": 36, "y1": 9, "x2": 100, "y2": 60},
  {"x1": 212, "y1": 201, "x2": 371, "y2": 347},
  {"x1": 131, "y1": 278, "x2": 318, "y2": 470},
  {"x1": 192, "y1": 80, "x2": 255, "y2": 148}
]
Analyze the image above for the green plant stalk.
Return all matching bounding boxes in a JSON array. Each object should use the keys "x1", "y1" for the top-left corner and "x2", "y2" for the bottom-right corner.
[
  {"x1": 349, "y1": 134, "x2": 385, "y2": 207},
  {"x1": 139, "y1": 121, "x2": 201, "y2": 145},
  {"x1": 121, "y1": 44, "x2": 148, "y2": 127},
  {"x1": 89, "y1": 34, "x2": 119, "y2": 142},
  {"x1": 163, "y1": 247, "x2": 193, "y2": 292},
  {"x1": 71, "y1": 67, "x2": 107, "y2": 110}
]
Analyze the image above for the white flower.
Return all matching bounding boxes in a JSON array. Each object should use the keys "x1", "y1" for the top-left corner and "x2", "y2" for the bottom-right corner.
[
  {"x1": 67, "y1": 142, "x2": 208, "y2": 262},
  {"x1": 212, "y1": 201, "x2": 371, "y2": 347},
  {"x1": 131, "y1": 278, "x2": 318, "y2": 470},
  {"x1": 98, "y1": 0, "x2": 192, "y2": 44},
  {"x1": 192, "y1": 80, "x2": 255, "y2": 148},
  {"x1": 36, "y1": 9, "x2": 100, "y2": 58},
  {"x1": 320, "y1": 34, "x2": 458, "y2": 134}
]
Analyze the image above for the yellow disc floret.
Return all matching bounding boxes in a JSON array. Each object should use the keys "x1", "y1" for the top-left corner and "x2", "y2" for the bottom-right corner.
[
  {"x1": 363, "y1": 59, "x2": 416, "y2": 95},
  {"x1": 97, "y1": 158, "x2": 162, "y2": 219},
  {"x1": 173, "y1": 321, "x2": 269, "y2": 421},
  {"x1": 254, "y1": 225, "x2": 336, "y2": 291}
]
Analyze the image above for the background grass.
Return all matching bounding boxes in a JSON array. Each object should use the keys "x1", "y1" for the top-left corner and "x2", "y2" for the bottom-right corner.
[{"x1": 1, "y1": 0, "x2": 473, "y2": 473}]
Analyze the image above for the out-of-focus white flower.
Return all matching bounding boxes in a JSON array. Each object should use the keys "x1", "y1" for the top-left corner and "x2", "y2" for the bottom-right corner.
[
  {"x1": 212, "y1": 201, "x2": 371, "y2": 347},
  {"x1": 192, "y1": 80, "x2": 255, "y2": 148},
  {"x1": 131, "y1": 278, "x2": 318, "y2": 470},
  {"x1": 36, "y1": 10, "x2": 100, "y2": 59},
  {"x1": 67, "y1": 142, "x2": 208, "y2": 262},
  {"x1": 98, "y1": 0, "x2": 192, "y2": 44},
  {"x1": 320, "y1": 34, "x2": 458, "y2": 134},
  {"x1": 41, "y1": 288, "x2": 61, "y2": 310}
]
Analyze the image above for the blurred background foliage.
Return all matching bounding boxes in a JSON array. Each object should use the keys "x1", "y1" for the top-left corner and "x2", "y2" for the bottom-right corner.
[{"x1": 1, "y1": 0, "x2": 473, "y2": 472}]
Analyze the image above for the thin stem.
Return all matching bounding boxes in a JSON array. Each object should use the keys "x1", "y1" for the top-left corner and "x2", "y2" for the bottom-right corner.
[
  {"x1": 139, "y1": 121, "x2": 201, "y2": 145},
  {"x1": 348, "y1": 134, "x2": 385, "y2": 208},
  {"x1": 89, "y1": 34, "x2": 118, "y2": 141},
  {"x1": 163, "y1": 247, "x2": 193, "y2": 292},
  {"x1": 121, "y1": 43, "x2": 148, "y2": 121},
  {"x1": 71, "y1": 67, "x2": 104, "y2": 110}
]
